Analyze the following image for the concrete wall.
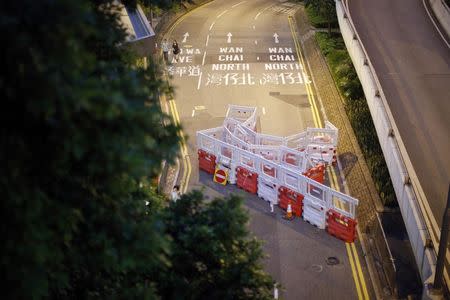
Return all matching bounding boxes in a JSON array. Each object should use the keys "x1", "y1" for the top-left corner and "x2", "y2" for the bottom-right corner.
[
  {"x1": 428, "y1": 0, "x2": 450, "y2": 39},
  {"x1": 336, "y1": 0, "x2": 437, "y2": 289}
]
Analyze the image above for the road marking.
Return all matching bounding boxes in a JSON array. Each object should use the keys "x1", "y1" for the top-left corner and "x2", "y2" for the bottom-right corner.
[
  {"x1": 182, "y1": 32, "x2": 189, "y2": 43},
  {"x1": 205, "y1": 34, "x2": 209, "y2": 47},
  {"x1": 330, "y1": 162, "x2": 370, "y2": 300},
  {"x1": 192, "y1": 109, "x2": 195, "y2": 117},
  {"x1": 202, "y1": 51, "x2": 207, "y2": 65},
  {"x1": 288, "y1": 14, "x2": 369, "y2": 299},
  {"x1": 254, "y1": 4, "x2": 272, "y2": 20},
  {"x1": 274, "y1": 32, "x2": 279, "y2": 43},
  {"x1": 255, "y1": 40, "x2": 258, "y2": 45},
  {"x1": 168, "y1": 100, "x2": 191, "y2": 193},
  {"x1": 288, "y1": 16, "x2": 322, "y2": 127},
  {"x1": 347, "y1": 243, "x2": 364, "y2": 299},
  {"x1": 227, "y1": 32, "x2": 233, "y2": 43},
  {"x1": 168, "y1": 100, "x2": 188, "y2": 192},
  {"x1": 197, "y1": 72, "x2": 203, "y2": 90},
  {"x1": 164, "y1": 0, "x2": 215, "y2": 193},
  {"x1": 217, "y1": 10, "x2": 228, "y2": 18},
  {"x1": 232, "y1": 1, "x2": 246, "y2": 8},
  {"x1": 262, "y1": 107, "x2": 266, "y2": 115},
  {"x1": 209, "y1": 22, "x2": 215, "y2": 31}
]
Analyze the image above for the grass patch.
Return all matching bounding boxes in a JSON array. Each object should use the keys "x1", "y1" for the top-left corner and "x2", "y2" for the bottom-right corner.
[{"x1": 315, "y1": 32, "x2": 397, "y2": 207}]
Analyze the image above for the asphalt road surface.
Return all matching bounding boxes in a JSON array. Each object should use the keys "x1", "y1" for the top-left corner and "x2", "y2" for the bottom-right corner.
[
  {"x1": 164, "y1": 0, "x2": 374, "y2": 299},
  {"x1": 347, "y1": 0, "x2": 450, "y2": 239}
]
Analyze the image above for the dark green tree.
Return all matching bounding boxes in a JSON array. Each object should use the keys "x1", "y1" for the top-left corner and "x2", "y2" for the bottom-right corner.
[
  {"x1": 1, "y1": 0, "x2": 178, "y2": 298},
  {"x1": 306, "y1": 0, "x2": 337, "y2": 35},
  {"x1": 1, "y1": 0, "x2": 273, "y2": 299},
  {"x1": 157, "y1": 191, "x2": 274, "y2": 300}
]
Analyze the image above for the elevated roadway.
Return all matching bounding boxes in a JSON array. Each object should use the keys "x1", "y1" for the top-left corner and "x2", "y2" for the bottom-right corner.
[{"x1": 344, "y1": 0, "x2": 450, "y2": 290}]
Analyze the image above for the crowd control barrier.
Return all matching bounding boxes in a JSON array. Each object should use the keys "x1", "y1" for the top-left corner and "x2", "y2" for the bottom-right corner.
[
  {"x1": 303, "y1": 164, "x2": 325, "y2": 184},
  {"x1": 326, "y1": 209, "x2": 358, "y2": 243},
  {"x1": 279, "y1": 186, "x2": 304, "y2": 217},
  {"x1": 196, "y1": 105, "x2": 359, "y2": 241},
  {"x1": 198, "y1": 149, "x2": 216, "y2": 174},
  {"x1": 236, "y1": 166, "x2": 258, "y2": 194}
]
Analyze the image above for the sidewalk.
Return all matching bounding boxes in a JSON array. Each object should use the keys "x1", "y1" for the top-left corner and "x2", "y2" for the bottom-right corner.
[{"x1": 293, "y1": 6, "x2": 393, "y2": 299}]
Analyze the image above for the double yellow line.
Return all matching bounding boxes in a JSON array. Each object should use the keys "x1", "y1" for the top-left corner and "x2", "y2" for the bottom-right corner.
[
  {"x1": 163, "y1": 6, "x2": 205, "y2": 194},
  {"x1": 288, "y1": 16, "x2": 369, "y2": 300},
  {"x1": 168, "y1": 99, "x2": 191, "y2": 193}
]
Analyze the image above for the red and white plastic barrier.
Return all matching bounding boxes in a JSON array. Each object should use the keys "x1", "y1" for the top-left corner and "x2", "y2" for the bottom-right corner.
[
  {"x1": 236, "y1": 166, "x2": 258, "y2": 194},
  {"x1": 198, "y1": 149, "x2": 216, "y2": 174},
  {"x1": 278, "y1": 186, "x2": 304, "y2": 217},
  {"x1": 196, "y1": 105, "x2": 359, "y2": 242},
  {"x1": 326, "y1": 209, "x2": 357, "y2": 243}
]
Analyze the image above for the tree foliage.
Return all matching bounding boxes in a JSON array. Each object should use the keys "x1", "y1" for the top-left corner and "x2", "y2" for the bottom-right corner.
[
  {"x1": 156, "y1": 191, "x2": 274, "y2": 299},
  {"x1": 1, "y1": 0, "x2": 273, "y2": 298},
  {"x1": 305, "y1": 0, "x2": 337, "y2": 34}
]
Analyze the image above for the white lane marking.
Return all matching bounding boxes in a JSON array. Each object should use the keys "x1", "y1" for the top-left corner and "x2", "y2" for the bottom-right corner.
[
  {"x1": 257, "y1": 56, "x2": 260, "y2": 60},
  {"x1": 262, "y1": 107, "x2": 266, "y2": 115},
  {"x1": 209, "y1": 22, "x2": 215, "y2": 31},
  {"x1": 202, "y1": 51, "x2": 207, "y2": 65},
  {"x1": 273, "y1": 33, "x2": 279, "y2": 43},
  {"x1": 192, "y1": 109, "x2": 195, "y2": 117},
  {"x1": 217, "y1": 10, "x2": 228, "y2": 18},
  {"x1": 254, "y1": 4, "x2": 272, "y2": 20},
  {"x1": 255, "y1": 40, "x2": 258, "y2": 44},
  {"x1": 205, "y1": 34, "x2": 209, "y2": 47},
  {"x1": 227, "y1": 32, "x2": 233, "y2": 43},
  {"x1": 197, "y1": 72, "x2": 203, "y2": 90},
  {"x1": 421, "y1": 0, "x2": 450, "y2": 48},
  {"x1": 232, "y1": 1, "x2": 246, "y2": 8},
  {"x1": 182, "y1": 32, "x2": 189, "y2": 43}
]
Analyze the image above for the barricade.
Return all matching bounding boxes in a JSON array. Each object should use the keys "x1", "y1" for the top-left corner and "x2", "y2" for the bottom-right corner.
[
  {"x1": 228, "y1": 163, "x2": 238, "y2": 184},
  {"x1": 326, "y1": 209, "x2": 357, "y2": 242},
  {"x1": 278, "y1": 186, "x2": 303, "y2": 217},
  {"x1": 303, "y1": 197, "x2": 327, "y2": 229},
  {"x1": 197, "y1": 105, "x2": 359, "y2": 239},
  {"x1": 198, "y1": 149, "x2": 216, "y2": 174},
  {"x1": 303, "y1": 164, "x2": 325, "y2": 184},
  {"x1": 257, "y1": 177, "x2": 278, "y2": 205},
  {"x1": 236, "y1": 166, "x2": 258, "y2": 194}
]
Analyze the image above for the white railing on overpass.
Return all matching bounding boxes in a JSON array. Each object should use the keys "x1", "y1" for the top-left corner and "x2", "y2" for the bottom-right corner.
[{"x1": 337, "y1": 0, "x2": 448, "y2": 294}]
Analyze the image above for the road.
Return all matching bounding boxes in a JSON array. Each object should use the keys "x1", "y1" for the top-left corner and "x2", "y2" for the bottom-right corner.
[
  {"x1": 164, "y1": 0, "x2": 373, "y2": 299},
  {"x1": 346, "y1": 0, "x2": 450, "y2": 240}
]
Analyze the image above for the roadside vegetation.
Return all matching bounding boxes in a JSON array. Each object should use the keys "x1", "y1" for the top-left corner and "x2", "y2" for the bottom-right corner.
[
  {"x1": 1, "y1": 0, "x2": 273, "y2": 298},
  {"x1": 304, "y1": 0, "x2": 396, "y2": 206}
]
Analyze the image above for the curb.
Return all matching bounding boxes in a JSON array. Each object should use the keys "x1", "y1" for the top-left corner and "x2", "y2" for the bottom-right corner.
[
  {"x1": 423, "y1": 0, "x2": 450, "y2": 47},
  {"x1": 153, "y1": 0, "x2": 214, "y2": 195}
]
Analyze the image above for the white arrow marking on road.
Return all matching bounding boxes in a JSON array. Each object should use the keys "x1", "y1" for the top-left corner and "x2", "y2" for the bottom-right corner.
[
  {"x1": 182, "y1": 32, "x2": 189, "y2": 43},
  {"x1": 273, "y1": 33, "x2": 279, "y2": 43},
  {"x1": 227, "y1": 32, "x2": 232, "y2": 43}
]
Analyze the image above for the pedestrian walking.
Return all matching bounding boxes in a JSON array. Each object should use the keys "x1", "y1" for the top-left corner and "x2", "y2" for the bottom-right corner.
[
  {"x1": 172, "y1": 39, "x2": 180, "y2": 62},
  {"x1": 161, "y1": 38, "x2": 170, "y2": 63},
  {"x1": 171, "y1": 185, "x2": 181, "y2": 202}
]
